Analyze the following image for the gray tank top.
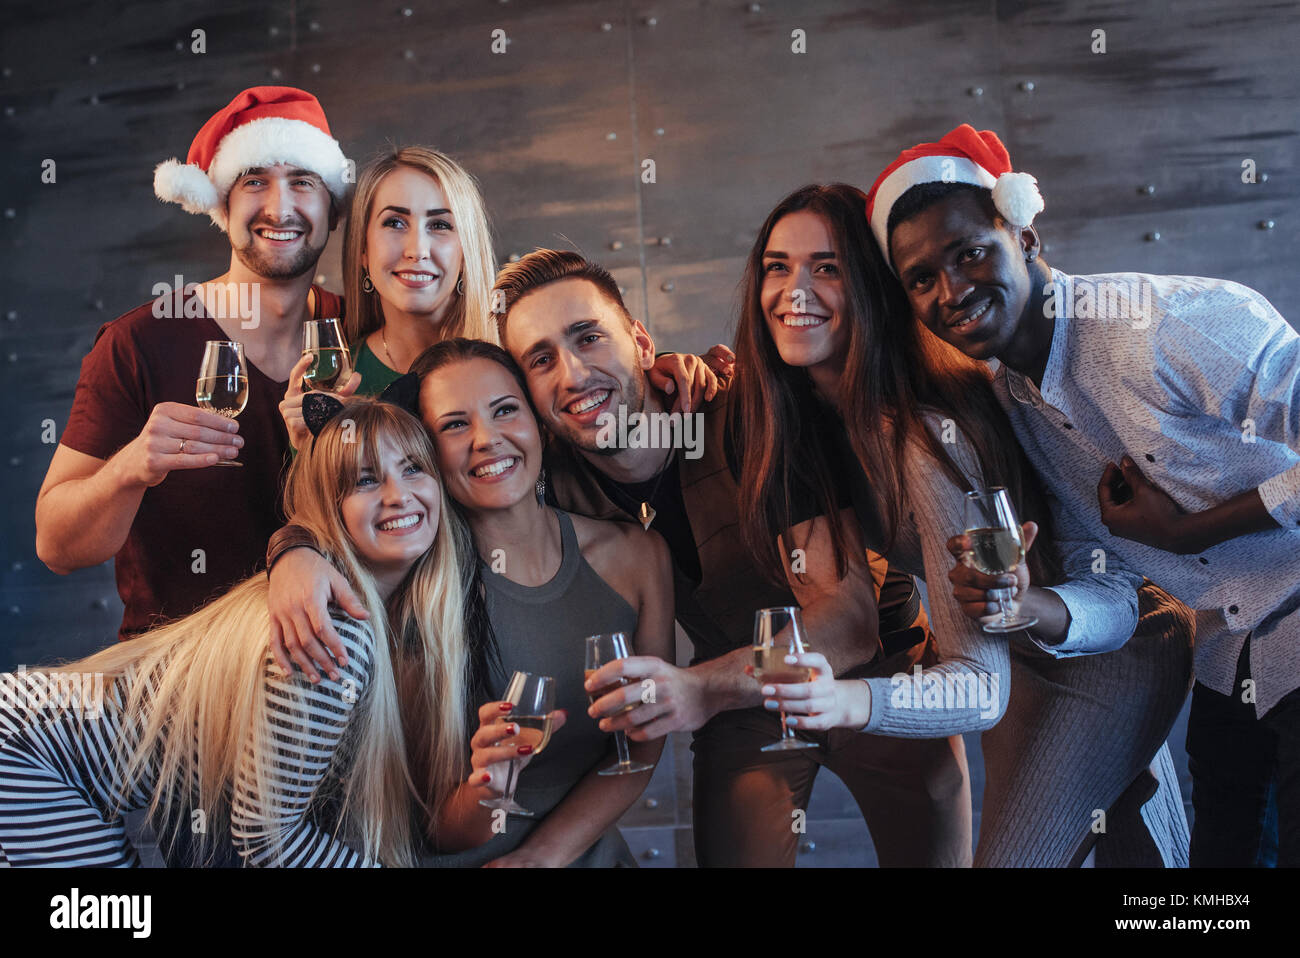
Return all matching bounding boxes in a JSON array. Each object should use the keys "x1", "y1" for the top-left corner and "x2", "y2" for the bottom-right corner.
[{"x1": 422, "y1": 508, "x2": 639, "y2": 867}]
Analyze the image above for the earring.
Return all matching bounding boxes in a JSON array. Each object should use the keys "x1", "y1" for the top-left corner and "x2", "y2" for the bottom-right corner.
[
  {"x1": 535, "y1": 467, "x2": 547, "y2": 505},
  {"x1": 1025, "y1": 250, "x2": 1039, "y2": 263},
  {"x1": 456, "y1": 275, "x2": 465, "y2": 296},
  {"x1": 361, "y1": 269, "x2": 375, "y2": 293}
]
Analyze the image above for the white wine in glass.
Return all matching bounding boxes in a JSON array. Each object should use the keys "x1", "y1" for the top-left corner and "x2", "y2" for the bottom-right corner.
[
  {"x1": 196, "y1": 340, "x2": 248, "y2": 467},
  {"x1": 963, "y1": 487, "x2": 1038, "y2": 633},
  {"x1": 479, "y1": 671, "x2": 555, "y2": 818},
  {"x1": 585, "y1": 633, "x2": 653, "y2": 775},
  {"x1": 302, "y1": 318, "x2": 352, "y2": 392},
  {"x1": 752, "y1": 607, "x2": 819, "y2": 752}
]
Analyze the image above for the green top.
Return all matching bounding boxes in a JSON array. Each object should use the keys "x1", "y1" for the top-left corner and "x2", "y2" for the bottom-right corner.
[{"x1": 351, "y1": 339, "x2": 402, "y2": 396}]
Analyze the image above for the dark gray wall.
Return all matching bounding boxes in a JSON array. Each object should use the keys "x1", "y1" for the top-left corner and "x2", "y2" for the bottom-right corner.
[{"x1": 1, "y1": 0, "x2": 1295, "y2": 865}]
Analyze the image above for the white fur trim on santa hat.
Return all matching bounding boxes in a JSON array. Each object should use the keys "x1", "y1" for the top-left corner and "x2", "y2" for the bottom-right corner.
[
  {"x1": 154, "y1": 159, "x2": 220, "y2": 215},
  {"x1": 990, "y1": 171, "x2": 1044, "y2": 228},
  {"x1": 869, "y1": 156, "x2": 997, "y2": 265},
  {"x1": 157, "y1": 116, "x2": 351, "y2": 231}
]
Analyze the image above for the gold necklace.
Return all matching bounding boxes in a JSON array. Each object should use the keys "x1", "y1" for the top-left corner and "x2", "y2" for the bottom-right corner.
[{"x1": 380, "y1": 326, "x2": 400, "y2": 373}]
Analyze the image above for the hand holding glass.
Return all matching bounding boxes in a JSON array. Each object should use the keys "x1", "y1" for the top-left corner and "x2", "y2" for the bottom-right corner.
[
  {"x1": 479, "y1": 671, "x2": 554, "y2": 817},
  {"x1": 752, "y1": 607, "x2": 819, "y2": 752},
  {"x1": 301, "y1": 318, "x2": 353, "y2": 392},
  {"x1": 962, "y1": 488, "x2": 1038, "y2": 633}
]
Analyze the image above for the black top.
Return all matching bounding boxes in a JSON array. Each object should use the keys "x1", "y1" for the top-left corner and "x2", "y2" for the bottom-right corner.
[{"x1": 589, "y1": 455, "x2": 703, "y2": 587}]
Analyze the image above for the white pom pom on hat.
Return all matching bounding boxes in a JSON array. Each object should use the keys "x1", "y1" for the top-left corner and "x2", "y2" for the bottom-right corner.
[{"x1": 865, "y1": 124, "x2": 1045, "y2": 269}]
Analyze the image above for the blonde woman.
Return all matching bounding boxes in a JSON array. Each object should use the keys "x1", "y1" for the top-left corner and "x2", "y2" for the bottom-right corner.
[
  {"x1": 280, "y1": 146, "x2": 727, "y2": 450},
  {"x1": 0, "y1": 399, "x2": 531, "y2": 867}
]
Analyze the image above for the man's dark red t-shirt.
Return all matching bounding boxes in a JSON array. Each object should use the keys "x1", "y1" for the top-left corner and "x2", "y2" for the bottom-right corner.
[{"x1": 59, "y1": 285, "x2": 343, "y2": 641}]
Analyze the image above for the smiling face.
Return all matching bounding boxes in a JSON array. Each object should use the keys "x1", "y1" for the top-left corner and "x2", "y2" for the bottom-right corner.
[
  {"x1": 420, "y1": 357, "x2": 544, "y2": 513},
  {"x1": 889, "y1": 190, "x2": 1038, "y2": 361},
  {"x1": 501, "y1": 278, "x2": 654, "y2": 456},
  {"x1": 340, "y1": 434, "x2": 440, "y2": 585},
  {"x1": 225, "y1": 163, "x2": 333, "y2": 280},
  {"x1": 362, "y1": 166, "x2": 465, "y2": 324},
  {"x1": 760, "y1": 211, "x2": 850, "y2": 377}
]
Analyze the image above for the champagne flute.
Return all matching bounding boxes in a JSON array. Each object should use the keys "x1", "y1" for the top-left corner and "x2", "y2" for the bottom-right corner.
[
  {"x1": 752, "y1": 607, "x2": 819, "y2": 752},
  {"x1": 301, "y1": 318, "x2": 352, "y2": 392},
  {"x1": 963, "y1": 487, "x2": 1039, "y2": 633},
  {"x1": 585, "y1": 633, "x2": 654, "y2": 776},
  {"x1": 195, "y1": 340, "x2": 248, "y2": 468},
  {"x1": 479, "y1": 671, "x2": 554, "y2": 817}
]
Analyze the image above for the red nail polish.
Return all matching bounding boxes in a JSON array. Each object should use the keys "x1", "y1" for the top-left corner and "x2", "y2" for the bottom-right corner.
[
  {"x1": 517, "y1": 745, "x2": 534, "y2": 756},
  {"x1": 480, "y1": 772, "x2": 491, "y2": 784},
  {"x1": 498, "y1": 702, "x2": 513, "y2": 712}
]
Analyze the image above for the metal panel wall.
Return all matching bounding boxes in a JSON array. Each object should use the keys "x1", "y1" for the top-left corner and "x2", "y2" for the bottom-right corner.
[{"x1": 2, "y1": 0, "x2": 1295, "y2": 866}]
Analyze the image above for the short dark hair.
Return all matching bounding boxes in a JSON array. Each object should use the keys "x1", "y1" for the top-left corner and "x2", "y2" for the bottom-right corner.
[
  {"x1": 492, "y1": 249, "x2": 633, "y2": 342},
  {"x1": 885, "y1": 181, "x2": 999, "y2": 249}
]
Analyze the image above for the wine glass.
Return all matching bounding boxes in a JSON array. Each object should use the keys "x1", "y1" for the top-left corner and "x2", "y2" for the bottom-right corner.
[
  {"x1": 752, "y1": 607, "x2": 819, "y2": 752},
  {"x1": 301, "y1": 318, "x2": 352, "y2": 392},
  {"x1": 479, "y1": 671, "x2": 555, "y2": 817},
  {"x1": 195, "y1": 340, "x2": 248, "y2": 468},
  {"x1": 962, "y1": 488, "x2": 1039, "y2": 633},
  {"x1": 585, "y1": 633, "x2": 654, "y2": 776}
]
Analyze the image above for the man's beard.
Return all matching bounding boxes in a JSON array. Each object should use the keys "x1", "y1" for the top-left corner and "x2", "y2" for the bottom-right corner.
[
  {"x1": 555, "y1": 370, "x2": 646, "y2": 456},
  {"x1": 233, "y1": 230, "x2": 327, "y2": 280}
]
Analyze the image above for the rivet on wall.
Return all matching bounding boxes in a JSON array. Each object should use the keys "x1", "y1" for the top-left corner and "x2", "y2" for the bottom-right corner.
[
  {"x1": 5, "y1": 105, "x2": 15, "y2": 116},
  {"x1": 643, "y1": 797, "x2": 659, "y2": 809},
  {"x1": 1258, "y1": 219, "x2": 1275, "y2": 230},
  {"x1": 311, "y1": 64, "x2": 321, "y2": 74},
  {"x1": 1019, "y1": 80, "x2": 1036, "y2": 92},
  {"x1": 270, "y1": 68, "x2": 282, "y2": 80},
  {"x1": 4, "y1": 208, "x2": 15, "y2": 218},
  {"x1": 508, "y1": 253, "x2": 521, "y2": 263},
  {"x1": 87, "y1": 55, "x2": 98, "y2": 66},
  {"x1": 618, "y1": 286, "x2": 627, "y2": 296},
  {"x1": 174, "y1": 41, "x2": 184, "y2": 52},
  {"x1": 309, "y1": 20, "x2": 322, "y2": 31},
  {"x1": 800, "y1": 840, "x2": 816, "y2": 853},
  {"x1": 968, "y1": 86, "x2": 984, "y2": 97},
  {"x1": 401, "y1": 6, "x2": 413, "y2": 15},
  {"x1": 315, "y1": 274, "x2": 327, "y2": 284},
  {"x1": 1139, "y1": 184, "x2": 1155, "y2": 195},
  {"x1": 269, "y1": 25, "x2": 279, "y2": 37},
  {"x1": 9, "y1": 606, "x2": 20, "y2": 616},
  {"x1": 403, "y1": 50, "x2": 415, "y2": 60},
  {"x1": 660, "y1": 280, "x2": 675, "y2": 292},
  {"x1": 1145, "y1": 231, "x2": 1161, "y2": 242},
  {"x1": 748, "y1": 2, "x2": 762, "y2": 11},
  {"x1": 606, "y1": 132, "x2": 617, "y2": 140},
  {"x1": 11, "y1": 562, "x2": 22, "y2": 572},
  {"x1": 654, "y1": 127, "x2": 665, "y2": 136},
  {"x1": 643, "y1": 16, "x2": 658, "y2": 27},
  {"x1": 88, "y1": 95, "x2": 98, "y2": 105},
  {"x1": 2, "y1": 67, "x2": 11, "y2": 78},
  {"x1": 93, "y1": 299, "x2": 104, "y2": 310},
  {"x1": 651, "y1": 236, "x2": 672, "y2": 247},
  {"x1": 177, "y1": 81, "x2": 185, "y2": 91},
  {"x1": 6, "y1": 310, "x2": 16, "y2": 322},
  {"x1": 609, "y1": 240, "x2": 624, "y2": 251},
  {"x1": 7, "y1": 351, "x2": 18, "y2": 362},
  {"x1": 93, "y1": 598, "x2": 109, "y2": 611},
  {"x1": 642, "y1": 847, "x2": 661, "y2": 859},
  {"x1": 602, "y1": 22, "x2": 613, "y2": 32},
  {"x1": 1259, "y1": 172, "x2": 1270, "y2": 183},
  {"x1": 8, "y1": 456, "x2": 20, "y2": 466}
]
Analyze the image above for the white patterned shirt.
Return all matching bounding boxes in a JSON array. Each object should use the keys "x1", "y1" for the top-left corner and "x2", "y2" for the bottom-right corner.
[{"x1": 993, "y1": 268, "x2": 1300, "y2": 716}]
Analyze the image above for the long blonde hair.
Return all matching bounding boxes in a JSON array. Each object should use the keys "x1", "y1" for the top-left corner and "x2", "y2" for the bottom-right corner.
[
  {"x1": 46, "y1": 400, "x2": 475, "y2": 867},
  {"x1": 342, "y1": 146, "x2": 498, "y2": 346}
]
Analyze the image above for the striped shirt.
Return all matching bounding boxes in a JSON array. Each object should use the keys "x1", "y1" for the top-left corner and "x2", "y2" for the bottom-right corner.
[
  {"x1": 0, "y1": 612, "x2": 379, "y2": 867},
  {"x1": 994, "y1": 269, "x2": 1300, "y2": 716}
]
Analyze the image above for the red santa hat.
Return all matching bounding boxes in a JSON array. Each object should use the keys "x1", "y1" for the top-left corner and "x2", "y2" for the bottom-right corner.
[
  {"x1": 153, "y1": 86, "x2": 350, "y2": 231},
  {"x1": 866, "y1": 124, "x2": 1044, "y2": 269}
]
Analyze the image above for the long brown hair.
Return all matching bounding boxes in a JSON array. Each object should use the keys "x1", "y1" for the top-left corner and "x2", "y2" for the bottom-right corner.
[{"x1": 731, "y1": 183, "x2": 1060, "y2": 586}]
